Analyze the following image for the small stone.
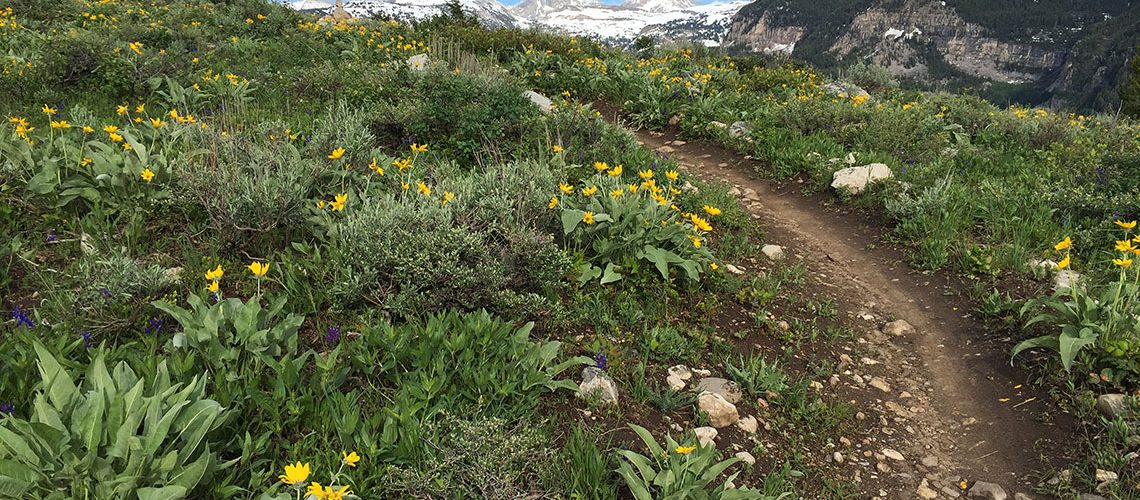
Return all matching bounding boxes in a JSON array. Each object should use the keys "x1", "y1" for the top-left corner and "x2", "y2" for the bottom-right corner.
[
  {"x1": 735, "y1": 451, "x2": 756, "y2": 465},
  {"x1": 883, "y1": 320, "x2": 915, "y2": 336},
  {"x1": 856, "y1": 412, "x2": 866, "y2": 420},
  {"x1": 1096, "y1": 394, "x2": 1130, "y2": 420},
  {"x1": 577, "y1": 367, "x2": 619, "y2": 405},
  {"x1": 80, "y1": 233, "x2": 97, "y2": 255},
  {"x1": 668, "y1": 365, "x2": 693, "y2": 380},
  {"x1": 832, "y1": 452, "x2": 844, "y2": 464},
  {"x1": 658, "y1": 145, "x2": 675, "y2": 154},
  {"x1": 667, "y1": 374, "x2": 686, "y2": 391},
  {"x1": 868, "y1": 377, "x2": 891, "y2": 393},
  {"x1": 967, "y1": 480, "x2": 1007, "y2": 500},
  {"x1": 876, "y1": 462, "x2": 891, "y2": 473},
  {"x1": 692, "y1": 368, "x2": 712, "y2": 377},
  {"x1": 673, "y1": 140, "x2": 687, "y2": 146},
  {"x1": 761, "y1": 244, "x2": 785, "y2": 261},
  {"x1": 709, "y1": 121, "x2": 728, "y2": 129},
  {"x1": 1095, "y1": 469, "x2": 1118, "y2": 483},
  {"x1": 777, "y1": 320, "x2": 790, "y2": 331},
  {"x1": 916, "y1": 480, "x2": 939, "y2": 499},
  {"x1": 921, "y1": 456, "x2": 939, "y2": 467},
  {"x1": 809, "y1": 380, "x2": 824, "y2": 391},
  {"x1": 1014, "y1": 494, "x2": 1034, "y2": 500},
  {"x1": 729, "y1": 121, "x2": 750, "y2": 139},
  {"x1": 881, "y1": 448, "x2": 904, "y2": 461},
  {"x1": 698, "y1": 392, "x2": 740, "y2": 427},
  {"x1": 724, "y1": 264, "x2": 745, "y2": 275},
  {"x1": 694, "y1": 426, "x2": 718, "y2": 447},
  {"x1": 736, "y1": 415, "x2": 758, "y2": 434},
  {"x1": 696, "y1": 377, "x2": 743, "y2": 404}
]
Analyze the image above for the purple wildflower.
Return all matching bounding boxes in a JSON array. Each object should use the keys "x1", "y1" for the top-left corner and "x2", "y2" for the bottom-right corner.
[
  {"x1": 10, "y1": 305, "x2": 33, "y2": 328},
  {"x1": 594, "y1": 351, "x2": 607, "y2": 370},
  {"x1": 81, "y1": 331, "x2": 93, "y2": 350},
  {"x1": 98, "y1": 287, "x2": 112, "y2": 299},
  {"x1": 45, "y1": 232, "x2": 57, "y2": 243},
  {"x1": 144, "y1": 317, "x2": 163, "y2": 335},
  {"x1": 0, "y1": 403, "x2": 13, "y2": 414},
  {"x1": 325, "y1": 325, "x2": 341, "y2": 343}
]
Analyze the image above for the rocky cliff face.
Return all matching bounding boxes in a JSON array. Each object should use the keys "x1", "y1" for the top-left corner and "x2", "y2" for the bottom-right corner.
[{"x1": 723, "y1": 0, "x2": 1138, "y2": 110}]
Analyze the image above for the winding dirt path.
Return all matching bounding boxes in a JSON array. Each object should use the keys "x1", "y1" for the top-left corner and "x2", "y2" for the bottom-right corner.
[{"x1": 605, "y1": 111, "x2": 1074, "y2": 498}]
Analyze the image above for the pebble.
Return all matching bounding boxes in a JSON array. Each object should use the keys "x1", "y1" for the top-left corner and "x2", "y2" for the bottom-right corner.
[
  {"x1": 735, "y1": 451, "x2": 756, "y2": 465},
  {"x1": 881, "y1": 448, "x2": 904, "y2": 461},
  {"x1": 869, "y1": 377, "x2": 891, "y2": 393},
  {"x1": 694, "y1": 427, "x2": 718, "y2": 447}
]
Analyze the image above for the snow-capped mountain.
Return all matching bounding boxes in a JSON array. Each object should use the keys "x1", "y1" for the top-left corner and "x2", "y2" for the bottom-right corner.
[{"x1": 286, "y1": 0, "x2": 749, "y2": 47}]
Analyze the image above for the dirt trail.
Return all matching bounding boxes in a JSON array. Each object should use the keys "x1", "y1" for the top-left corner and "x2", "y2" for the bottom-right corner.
[{"x1": 608, "y1": 113, "x2": 1073, "y2": 498}]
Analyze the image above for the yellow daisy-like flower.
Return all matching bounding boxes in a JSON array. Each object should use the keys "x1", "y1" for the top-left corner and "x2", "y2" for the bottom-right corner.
[
  {"x1": 690, "y1": 236, "x2": 701, "y2": 248},
  {"x1": 103, "y1": 124, "x2": 119, "y2": 133},
  {"x1": 82, "y1": 126, "x2": 94, "y2": 133},
  {"x1": 410, "y1": 143, "x2": 428, "y2": 153},
  {"x1": 41, "y1": 104, "x2": 57, "y2": 115},
  {"x1": 608, "y1": 165, "x2": 623, "y2": 177},
  {"x1": 675, "y1": 446, "x2": 697, "y2": 454},
  {"x1": 610, "y1": 188, "x2": 624, "y2": 198},
  {"x1": 50, "y1": 120, "x2": 70, "y2": 129},
  {"x1": 549, "y1": 196, "x2": 558, "y2": 209},
  {"x1": 278, "y1": 461, "x2": 310, "y2": 485},
  {"x1": 129, "y1": 41, "x2": 143, "y2": 55},
  {"x1": 109, "y1": 133, "x2": 124, "y2": 143},
  {"x1": 342, "y1": 451, "x2": 361, "y2": 468},
  {"x1": 393, "y1": 158, "x2": 412, "y2": 172},
  {"x1": 80, "y1": 158, "x2": 92, "y2": 167},
  {"x1": 140, "y1": 168, "x2": 155, "y2": 182},
  {"x1": 248, "y1": 261, "x2": 270, "y2": 277},
  {"x1": 690, "y1": 214, "x2": 712, "y2": 232},
  {"x1": 368, "y1": 158, "x2": 384, "y2": 175},
  {"x1": 593, "y1": 161, "x2": 609, "y2": 171},
  {"x1": 327, "y1": 147, "x2": 345, "y2": 160},
  {"x1": 150, "y1": 118, "x2": 165, "y2": 129},
  {"x1": 1116, "y1": 240, "x2": 1136, "y2": 253},
  {"x1": 330, "y1": 193, "x2": 347, "y2": 212},
  {"x1": 637, "y1": 169, "x2": 654, "y2": 180},
  {"x1": 204, "y1": 265, "x2": 224, "y2": 281},
  {"x1": 1116, "y1": 220, "x2": 1137, "y2": 230},
  {"x1": 559, "y1": 182, "x2": 574, "y2": 194},
  {"x1": 703, "y1": 205, "x2": 721, "y2": 216},
  {"x1": 582, "y1": 211, "x2": 595, "y2": 224},
  {"x1": 665, "y1": 170, "x2": 679, "y2": 180},
  {"x1": 206, "y1": 280, "x2": 219, "y2": 293},
  {"x1": 628, "y1": 184, "x2": 639, "y2": 194},
  {"x1": 323, "y1": 486, "x2": 352, "y2": 500},
  {"x1": 710, "y1": 262, "x2": 719, "y2": 270},
  {"x1": 307, "y1": 483, "x2": 326, "y2": 499},
  {"x1": 1114, "y1": 258, "x2": 1133, "y2": 268},
  {"x1": 1055, "y1": 255, "x2": 1070, "y2": 270},
  {"x1": 1054, "y1": 236, "x2": 1071, "y2": 251},
  {"x1": 417, "y1": 181, "x2": 431, "y2": 196},
  {"x1": 582, "y1": 186, "x2": 597, "y2": 197},
  {"x1": 135, "y1": 103, "x2": 145, "y2": 114},
  {"x1": 552, "y1": 145, "x2": 564, "y2": 153},
  {"x1": 441, "y1": 191, "x2": 455, "y2": 205},
  {"x1": 401, "y1": 182, "x2": 410, "y2": 191},
  {"x1": 317, "y1": 200, "x2": 326, "y2": 209},
  {"x1": 116, "y1": 105, "x2": 128, "y2": 116}
]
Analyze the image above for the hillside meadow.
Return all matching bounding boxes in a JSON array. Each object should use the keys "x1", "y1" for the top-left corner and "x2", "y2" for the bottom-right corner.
[{"x1": 2, "y1": 0, "x2": 1140, "y2": 498}]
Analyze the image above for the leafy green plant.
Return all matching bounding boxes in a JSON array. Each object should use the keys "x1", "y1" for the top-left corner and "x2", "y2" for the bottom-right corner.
[
  {"x1": 152, "y1": 293, "x2": 303, "y2": 376},
  {"x1": 615, "y1": 424, "x2": 779, "y2": 500},
  {"x1": 726, "y1": 354, "x2": 789, "y2": 397},
  {"x1": 0, "y1": 343, "x2": 229, "y2": 499}
]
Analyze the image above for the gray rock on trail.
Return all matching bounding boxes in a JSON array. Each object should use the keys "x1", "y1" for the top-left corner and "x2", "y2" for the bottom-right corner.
[
  {"x1": 407, "y1": 53, "x2": 430, "y2": 71},
  {"x1": 831, "y1": 163, "x2": 892, "y2": 195},
  {"x1": 736, "y1": 415, "x2": 758, "y2": 434},
  {"x1": 1096, "y1": 393, "x2": 1130, "y2": 420},
  {"x1": 696, "y1": 377, "x2": 743, "y2": 404},
  {"x1": 735, "y1": 451, "x2": 756, "y2": 466},
  {"x1": 916, "y1": 479, "x2": 939, "y2": 499},
  {"x1": 883, "y1": 319, "x2": 915, "y2": 336},
  {"x1": 761, "y1": 244, "x2": 785, "y2": 261},
  {"x1": 668, "y1": 365, "x2": 693, "y2": 380},
  {"x1": 694, "y1": 426, "x2": 718, "y2": 447},
  {"x1": 666, "y1": 374, "x2": 686, "y2": 392},
  {"x1": 523, "y1": 91, "x2": 553, "y2": 113},
  {"x1": 967, "y1": 480, "x2": 1008, "y2": 500},
  {"x1": 578, "y1": 367, "x2": 618, "y2": 405},
  {"x1": 698, "y1": 392, "x2": 740, "y2": 427}
]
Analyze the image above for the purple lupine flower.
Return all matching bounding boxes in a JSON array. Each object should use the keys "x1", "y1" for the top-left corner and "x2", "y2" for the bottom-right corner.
[
  {"x1": 10, "y1": 305, "x2": 33, "y2": 328},
  {"x1": 594, "y1": 351, "x2": 607, "y2": 370},
  {"x1": 45, "y1": 232, "x2": 58, "y2": 243},
  {"x1": 325, "y1": 325, "x2": 341, "y2": 343},
  {"x1": 144, "y1": 317, "x2": 163, "y2": 335},
  {"x1": 98, "y1": 287, "x2": 112, "y2": 299},
  {"x1": 0, "y1": 403, "x2": 13, "y2": 414},
  {"x1": 80, "y1": 331, "x2": 93, "y2": 350}
]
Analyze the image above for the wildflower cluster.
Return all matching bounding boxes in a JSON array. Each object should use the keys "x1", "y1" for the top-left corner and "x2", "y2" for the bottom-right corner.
[{"x1": 277, "y1": 451, "x2": 361, "y2": 500}]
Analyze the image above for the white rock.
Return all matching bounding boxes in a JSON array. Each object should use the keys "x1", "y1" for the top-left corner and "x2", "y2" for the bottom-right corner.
[
  {"x1": 698, "y1": 392, "x2": 740, "y2": 428},
  {"x1": 831, "y1": 163, "x2": 892, "y2": 195},
  {"x1": 1096, "y1": 393, "x2": 1129, "y2": 420},
  {"x1": 916, "y1": 480, "x2": 939, "y2": 499},
  {"x1": 577, "y1": 367, "x2": 618, "y2": 405},
  {"x1": 1095, "y1": 469, "x2": 1118, "y2": 482},
  {"x1": 724, "y1": 264, "x2": 745, "y2": 275},
  {"x1": 832, "y1": 451, "x2": 844, "y2": 464},
  {"x1": 736, "y1": 415, "x2": 758, "y2": 434},
  {"x1": 522, "y1": 91, "x2": 552, "y2": 113},
  {"x1": 692, "y1": 368, "x2": 712, "y2": 377},
  {"x1": 967, "y1": 480, "x2": 1008, "y2": 500},
  {"x1": 709, "y1": 121, "x2": 728, "y2": 129},
  {"x1": 667, "y1": 374, "x2": 686, "y2": 392},
  {"x1": 406, "y1": 53, "x2": 430, "y2": 71},
  {"x1": 735, "y1": 451, "x2": 756, "y2": 465},
  {"x1": 668, "y1": 365, "x2": 693, "y2": 380},
  {"x1": 694, "y1": 426, "x2": 718, "y2": 447},
  {"x1": 761, "y1": 244, "x2": 785, "y2": 261},
  {"x1": 881, "y1": 448, "x2": 904, "y2": 461},
  {"x1": 696, "y1": 377, "x2": 743, "y2": 404},
  {"x1": 883, "y1": 319, "x2": 915, "y2": 336},
  {"x1": 869, "y1": 377, "x2": 891, "y2": 393}
]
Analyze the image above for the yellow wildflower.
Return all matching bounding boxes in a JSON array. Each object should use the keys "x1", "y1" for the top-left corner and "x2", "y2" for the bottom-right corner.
[
  {"x1": 135, "y1": 103, "x2": 145, "y2": 114},
  {"x1": 441, "y1": 191, "x2": 455, "y2": 205},
  {"x1": 690, "y1": 236, "x2": 701, "y2": 248},
  {"x1": 206, "y1": 280, "x2": 219, "y2": 293},
  {"x1": 638, "y1": 169, "x2": 653, "y2": 179},
  {"x1": 610, "y1": 188, "x2": 624, "y2": 198},
  {"x1": 1056, "y1": 255, "x2": 1070, "y2": 270},
  {"x1": 393, "y1": 158, "x2": 412, "y2": 172},
  {"x1": 552, "y1": 145, "x2": 564, "y2": 153},
  {"x1": 1054, "y1": 236, "x2": 1071, "y2": 251},
  {"x1": 582, "y1": 186, "x2": 597, "y2": 196},
  {"x1": 41, "y1": 104, "x2": 56, "y2": 115},
  {"x1": 129, "y1": 41, "x2": 143, "y2": 55},
  {"x1": 150, "y1": 118, "x2": 165, "y2": 128},
  {"x1": 401, "y1": 182, "x2": 410, "y2": 191},
  {"x1": 50, "y1": 120, "x2": 70, "y2": 129},
  {"x1": 1114, "y1": 258, "x2": 1133, "y2": 268},
  {"x1": 559, "y1": 182, "x2": 574, "y2": 194},
  {"x1": 582, "y1": 211, "x2": 595, "y2": 224},
  {"x1": 703, "y1": 205, "x2": 721, "y2": 216},
  {"x1": 417, "y1": 181, "x2": 431, "y2": 196},
  {"x1": 80, "y1": 158, "x2": 92, "y2": 167},
  {"x1": 103, "y1": 125, "x2": 119, "y2": 133},
  {"x1": 675, "y1": 446, "x2": 697, "y2": 454},
  {"x1": 328, "y1": 147, "x2": 345, "y2": 160},
  {"x1": 323, "y1": 486, "x2": 352, "y2": 500},
  {"x1": 278, "y1": 462, "x2": 310, "y2": 485},
  {"x1": 307, "y1": 483, "x2": 325, "y2": 499},
  {"x1": 710, "y1": 262, "x2": 719, "y2": 270},
  {"x1": 109, "y1": 133, "x2": 123, "y2": 143},
  {"x1": 82, "y1": 126, "x2": 94, "y2": 133},
  {"x1": 690, "y1": 214, "x2": 712, "y2": 232},
  {"x1": 593, "y1": 161, "x2": 609, "y2": 171},
  {"x1": 317, "y1": 200, "x2": 326, "y2": 209},
  {"x1": 410, "y1": 143, "x2": 428, "y2": 153},
  {"x1": 342, "y1": 451, "x2": 361, "y2": 468},
  {"x1": 608, "y1": 165, "x2": 623, "y2": 177},
  {"x1": 1116, "y1": 220, "x2": 1137, "y2": 230},
  {"x1": 140, "y1": 168, "x2": 154, "y2": 182},
  {"x1": 549, "y1": 196, "x2": 558, "y2": 209},
  {"x1": 116, "y1": 105, "x2": 128, "y2": 116},
  {"x1": 330, "y1": 193, "x2": 347, "y2": 212},
  {"x1": 204, "y1": 265, "x2": 224, "y2": 281},
  {"x1": 1116, "y1": 240, "x2": 1136, "y2": 253}
]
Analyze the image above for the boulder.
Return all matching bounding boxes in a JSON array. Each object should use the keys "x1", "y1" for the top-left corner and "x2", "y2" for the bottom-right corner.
[
  {"x1": 831, "y1": 163, "x2": 892, "y2": 195},
  {"x1": 523, "y1": 90, "x2": 553, "y2": 113},
  {"x1": 1096, "y1": 393, "x2": 1129, "y2": 420},
  {"x1": 578, "y1": 367, "x2": 618, "y2": 405},
  {"x1": 406, "y1": 53, "x2": 430, "y2": 71},
  {"x1": 967, "y1": 481, "x2": 1008, "y2": 500},
  {"x1": 698, "y1": 392, "x2": 740, "y2": 427},
  {"x1": 696, "y1": 377, "x2": 743, "y2": 404},
  {"x1": 761, "y1": 244, "x2": 785, "y2": 261}
]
